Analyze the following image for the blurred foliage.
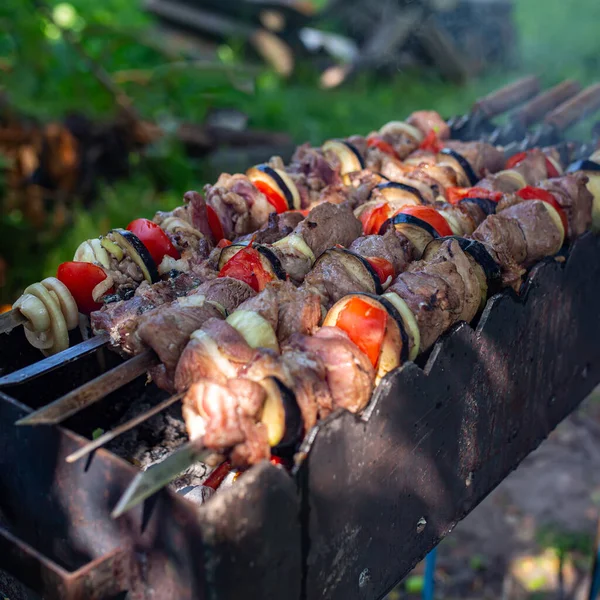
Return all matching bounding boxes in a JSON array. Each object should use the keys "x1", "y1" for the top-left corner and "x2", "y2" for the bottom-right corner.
[{"x1": 2, "y1": 0, "x2": 600, "y2": 301}]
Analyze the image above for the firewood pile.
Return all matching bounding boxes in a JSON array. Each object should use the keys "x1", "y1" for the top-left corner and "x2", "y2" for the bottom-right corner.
[{"x1": 146, "y1": 0, "x2": 517, "y2": 84}]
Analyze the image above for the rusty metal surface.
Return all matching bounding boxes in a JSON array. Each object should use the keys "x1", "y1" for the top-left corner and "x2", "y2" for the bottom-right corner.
[
  {"x1": 299, "y1": 231, "x2": 600, "y2": 600},
  {"x1": 1, "y1": 233, "x2": 599, "y2": 600},
  {"x1": 0, "y1": 393, "x2": 301, "y2": 599}
]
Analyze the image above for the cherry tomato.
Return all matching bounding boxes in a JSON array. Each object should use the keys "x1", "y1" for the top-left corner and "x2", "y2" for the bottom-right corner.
[
  {"x1": 396, "y1": 205, "x2": 453, "y2": 237},
  {"x1": 516, "y1": 186, "x2": 568, "y2": 233},
  {"x1": 447, "y1": 186, "x2": 503, "y2": 205},
  {"x1": 219, "y1": 246, "x2": 273, "y2": 292},
  {"x1": 335, "y1": 296, "x2": 387, "y2": 367},
  {"x1": 365, "y1": 256, "x2": 395, "y2": 287},
  {"x1": 505, "y1": 151, "x2": 528, "y2": 169},
  {"x1": 207, "y1": 205, "x2": 225, "y2": 242},
  {"x1": 360, "y1": 203, "x2": 392, "y2": 235},
  {"x1": 254, "y1": 181, "x2": 289, "y2": 214},
  {"x1": 545, "y1": 157, "x2": 560, "y2": 178},
  {"x1": 418, "y1": 130, "x2": 444, "y2": 153},
  {"x1": 57, "y1": 261, "x2": 111, "y2": 314},
  {"x1": 126, "y1": 218, "x2": 180, "y2": 265},
  {"x1": 203, "y1": 461, "x2": 232, "y2": 490},
  {"x1": 366, "y1": 135, "x2": 400, "y2": 160}
]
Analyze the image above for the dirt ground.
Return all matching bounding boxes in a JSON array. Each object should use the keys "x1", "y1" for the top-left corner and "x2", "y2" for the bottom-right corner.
[{"x1": 390, "y1": 387, "x2": 600, "y2": 600}]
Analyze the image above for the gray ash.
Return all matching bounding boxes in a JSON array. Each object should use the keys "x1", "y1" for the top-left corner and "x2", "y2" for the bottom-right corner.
[{"x1": 105, "y1": 390, "x2": 210, "y2": 491}]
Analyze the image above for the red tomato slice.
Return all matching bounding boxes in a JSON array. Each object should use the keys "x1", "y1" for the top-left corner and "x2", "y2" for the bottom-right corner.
[
  {"x1": 335, "y1": 297, "x2": 387, "y2": 367},
  {"x1": 57, "y1": 261, "x2": 111, "y2": 315},
  {"x1": 516, "y1": 186, "x2": 568, "y2": 233},
  {"x1": 206, "y1": 205, "x2": 225, "y2": 242},
  {"x1": 360, "y1": 203, "x2": 392, "y2": 235},
  {"x1": 418, "y1": 130, "x2": 444, "y2": 153},
  {"x1": 254, "y1": 180, "x2": 289, "y2": 214},
  {"x1": 397, "y1": 205, "x2": 453, "y2": 237},
  {"x1": 544, "y1": 157, "x2": 560, "y2": 178},
  {"x1": 126, "y1": 218, "x2": 180, "y2": 265},
  {"x1": 218, "y1": 246, "x2": 273, "y2": 292},
  {"x1": 365, "y1": 257, "x2": 395, "y2": 286},
  {"x1": 366, "y1": 135, "x2": 400, "y2": 160},
  {"x1": 505, "y1": 151, "x2": 528, "y2": 170},
  {"x1": 203, "y1": 461, "x2": 232, "y2": 490},
  {"x1": 447, "y1": 186, "x2": 504, "y2": 205}
]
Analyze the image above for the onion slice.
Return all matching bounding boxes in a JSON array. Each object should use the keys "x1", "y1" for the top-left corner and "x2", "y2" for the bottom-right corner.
[{"x1": 42, "y1": 277, "x2": 79, "y2": 330}]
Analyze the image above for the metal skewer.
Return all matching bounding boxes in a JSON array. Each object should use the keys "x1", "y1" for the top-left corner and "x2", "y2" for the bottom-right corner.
[
  {"x1": 111, "y1": 438, "x2": 214, "y2": 519},
  {"x1": 15, "y1": 349, "x2": 157, "y2": 426},
  {"x1": 65, "y1": 392, "x2": 184, "y2": 463},
  {"x1": 0, "y1": 309, "x2": 28, "y2": 335},
  {"x1": 0, "y1": 333, "x2": 110, "y2": 387}
]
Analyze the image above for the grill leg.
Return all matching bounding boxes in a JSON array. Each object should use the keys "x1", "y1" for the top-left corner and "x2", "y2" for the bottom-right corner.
[{"x1": 423, "y1": 547, "x2": 437, "y2": 600}]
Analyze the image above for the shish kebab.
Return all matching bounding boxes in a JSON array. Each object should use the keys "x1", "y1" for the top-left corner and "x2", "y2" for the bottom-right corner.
[
  {"x1": 5, "y1": 85, "x2": 600, "y2": 408},
  {"x1": 54, "y1": 147, "x2": 589, "y2": 451},
  {"x1": 3, "y1": 110, "x2": 460, "y2": 352},
  {"x1": 2, "y1": 85, "x2": 596, "y2": 384},
  {"x1": 16, "y1": 140, "x2": 562, "y2": 425},
  {"x1": 110, "y1": 161, "x2": 595, "y2": 517},
  {"x1": 1, "y1": 76, "x2": 580, "y2": 363}
]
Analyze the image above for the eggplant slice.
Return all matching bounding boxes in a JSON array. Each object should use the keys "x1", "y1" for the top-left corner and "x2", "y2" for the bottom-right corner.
[
  {"x1": 111, "y1": 229, "x2": 159, "y2": 283},
  {"x1": 313, "y1": 248, "x2": 384, "y2": 295}
]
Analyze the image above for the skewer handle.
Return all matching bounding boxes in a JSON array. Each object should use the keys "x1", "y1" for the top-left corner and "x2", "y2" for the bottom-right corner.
[
  {"x1": 473, "y1": 75, "x2": 540, "y2": 118},
  {"x1": 511, "y1": 80, "x2": 581, "y2": 127},
  {"x1": 544, "y1": 83, "x2": 600, "y2": 131}
]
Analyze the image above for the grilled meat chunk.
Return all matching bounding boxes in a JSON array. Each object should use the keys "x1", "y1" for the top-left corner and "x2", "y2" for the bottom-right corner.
[
  {"x1": 183, "y1": 378, "x2": 270, "y2": 468},
  {"x1": 174, "y1": 319, "x2": 256, "y2": 392},
  {"x1": 295, "y1": 202, "x2": 362, "y2": 258},
  {"x1": 389, "y1": 271, "x2": 457, "y2": 352},
  {"x1": 234, "y1": 280, "x2": 321, "y2": 341},
  {"x1": 139, "y1": 298, "x2": 224, "y2": 386},
  {"x1": 91, "y1": 272, "x2": 208, "y2": 354},
  {"x1": 136, "y1": 278, "x2": 255, "y2": 385},
  {"x1": 286, "y1": 327, "x2": 375, "y2": 413},
  {"x1": 303, "y1": 250, "x2": 378, "y2": 310},
  {"x1": 406, "y1": 110, "x2": 450, "y2": 139},
  {"x1": 443, "y1": 141, "x2": 506, "y2": 177},
  {"x1": 498, "y1": 201, "x2": 563, "y2": 265},
  {"x1": 539, "y1": 173, "x2": 593, "y2": 238},
  {"x1": 349, "y1": 228, "x2": 413, "y2": 274},
  {"x1": 237, "y1": 211, "x2": 305, "y2": 245},
  {"x1": 204, "y1": 173, "x2": 274, "y2": 239},
  {"x1": 472, "y1": 214, "x2": 527, "y2": 291},
  {"x1": 286, "y1": 144, "x2": 343, "y2": 207}
]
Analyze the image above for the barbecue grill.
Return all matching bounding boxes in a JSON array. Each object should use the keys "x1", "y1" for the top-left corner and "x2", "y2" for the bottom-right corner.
[{"x1": 1, "y1": 79, "x2": 600, "y2": 600}]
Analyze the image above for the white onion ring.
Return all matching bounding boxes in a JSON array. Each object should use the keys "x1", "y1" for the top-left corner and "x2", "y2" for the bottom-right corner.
[
  {"x1": 158, "y1": 255, "x2": 189, "y2": 275},
  {"x1": 24, "y1": 326, "x2": 54, "y2": 350},
  {"x1": 91, "y1": 274, "x2": 114, "y2": 303},
  {"x1": 13, "y1": 293, "x2": 51, "y2": 332},
  {"x1": 42, "y1": 277, "x2": 79, "y2": 330},
  {"x1": 22, "y1": 282, "x2": 69, "y2": 355},
  {"x1": 161, "y1": 217, "x2": 203, "y2": 237}
]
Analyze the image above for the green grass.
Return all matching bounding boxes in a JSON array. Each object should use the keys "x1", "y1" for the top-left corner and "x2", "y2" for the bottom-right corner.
[{"x1": 2, "y1": 0, "x2": 600, "y2": 301}]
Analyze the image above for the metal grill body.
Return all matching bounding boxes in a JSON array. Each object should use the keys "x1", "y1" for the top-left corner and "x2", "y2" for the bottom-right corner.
[{"x1": 1, "y1": 234, "x2": 599, "y2": 600}]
